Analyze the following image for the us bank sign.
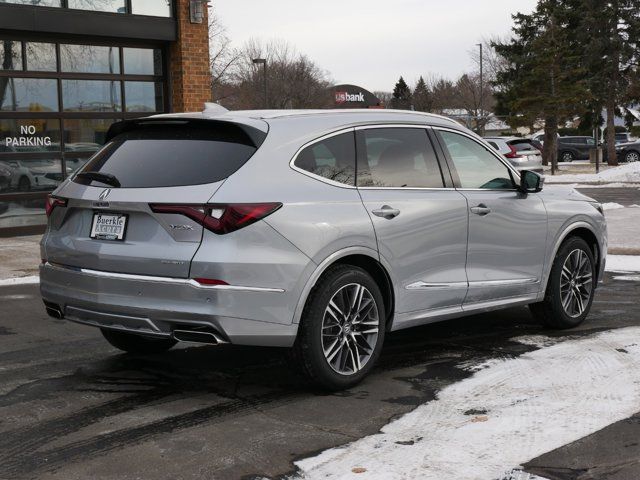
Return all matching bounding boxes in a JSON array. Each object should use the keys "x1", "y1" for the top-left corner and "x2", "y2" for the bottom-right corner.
[{"x1": 335, "y1": 91, "x2": 366, "y2": 104}]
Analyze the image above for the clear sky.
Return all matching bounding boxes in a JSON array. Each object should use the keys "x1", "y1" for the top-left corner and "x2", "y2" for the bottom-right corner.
[{"x1": 215, "y1": 0, "x2": 538, "y2": 92}]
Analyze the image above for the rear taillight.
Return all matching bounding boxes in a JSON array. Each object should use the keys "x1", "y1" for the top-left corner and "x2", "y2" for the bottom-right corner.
[
  {"x1": 150, "y1": 203, "x2": 282, "y2": 235},
  {"x1": 505, "y1": 145, "x2": 520, "y2": 159},
  {"x1": 45, "y1": 195, "x2": 67, "y2": 217}
]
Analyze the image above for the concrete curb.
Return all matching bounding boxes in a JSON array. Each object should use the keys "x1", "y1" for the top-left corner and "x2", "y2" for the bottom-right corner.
[{"x1": 608, "y1": 248, "x2": 640, "y2": 256}]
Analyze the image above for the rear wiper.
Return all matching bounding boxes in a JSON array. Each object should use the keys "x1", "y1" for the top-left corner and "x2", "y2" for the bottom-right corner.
[{"x1": 76, "y1": 171, "x2": 121, "y2": 188}]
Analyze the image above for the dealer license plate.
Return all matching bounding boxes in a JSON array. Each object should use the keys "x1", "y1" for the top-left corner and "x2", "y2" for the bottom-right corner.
[{"x1": 90, "y1": 213, "x2": 128, "y2": 241}]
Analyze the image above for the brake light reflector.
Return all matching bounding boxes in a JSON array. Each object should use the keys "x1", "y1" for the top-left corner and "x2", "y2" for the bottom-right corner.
[
  {"x1": 150, "y1": 203, "x2": 282, "y2": 235},
  {"x1": 505, "y1": 145, "x2": 520, "y2": 159},
  {"x1": 45, "y1": 195, "x2": 67, "y2": 217}
]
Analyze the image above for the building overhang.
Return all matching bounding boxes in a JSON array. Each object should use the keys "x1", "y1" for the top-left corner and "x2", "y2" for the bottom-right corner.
[{"x1": 0, "y1": 4, "x2": 176, "y2": 43}]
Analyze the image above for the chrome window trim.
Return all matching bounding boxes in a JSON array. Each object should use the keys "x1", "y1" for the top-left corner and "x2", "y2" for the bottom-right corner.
[
  {"x1": 432, "y1": 126, "x2": 523, "y2": 192},
  {"x1": 45, "y1": 262, "x2": 285, "y2": 293},
  {"x1": 289, "y1": 127, "x2": 358, "y2": 190}
]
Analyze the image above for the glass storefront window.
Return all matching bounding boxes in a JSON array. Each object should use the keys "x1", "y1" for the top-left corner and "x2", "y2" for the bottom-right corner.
[
  {"x1": 0, "y1": 197, "x2": 49, "y2": 230},
  {"x1": 123, "y1": 47, "x2": 162, "y2": 75},
  {"x1": 60, "y1": 44, "x2": 120, "y2": 74},
  {"x1": 0, "y1": 0, "x2": 61, "y2": 6},
  {"x1": 63, "y1": 118, "x2": 115, "y2": 153},
  {"x1": 62, "y1": 80, "x2": 121, "y2": 112},
  {"x1": 25, "y1": 42, "x2": 56, "y2": 71},
  {"x1": 67, "y1": 0, "x2": 125, "y2": 13},
  {"x1": 0, "y1": 40, "x2": 22, "y2": 70},
  {"x1": 130, "y1": 0, "x2": 171, "y2": 17},
  {"x1": 125, "y1": 82, "x2": 163, "y2": 112},
  {"x1": 0, "y1": 78, "x2": 59, "y2": 112},
  {"x1": 0, "y1": 118, "x2": 61, "y2": 153},
  {"x1": 0, "y1": 158, "x2": 63, "y2": 193}
]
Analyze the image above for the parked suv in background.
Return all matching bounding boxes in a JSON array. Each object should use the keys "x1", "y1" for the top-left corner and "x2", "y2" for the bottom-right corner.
[
  {"x1": 484, "y1": 137, "x2": 543, "y2": 173},
  {"x1": 558, "y1": 136, "x2": 596, "y2": 162},
  {"x1": 40, "y1": 108, "x2": 607, "y2": 390}
]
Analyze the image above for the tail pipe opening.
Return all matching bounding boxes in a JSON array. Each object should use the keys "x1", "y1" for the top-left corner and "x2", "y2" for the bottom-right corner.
[
  {"x1": 43, "y1": 301, "x2": 64, "y2": 319},
  {"x1": 172, "y1": 328, "x2": 227, "y2": 345}
]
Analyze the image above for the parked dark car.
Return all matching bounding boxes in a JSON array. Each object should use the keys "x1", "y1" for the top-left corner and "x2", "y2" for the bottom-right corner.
[
  {"x1": 615, "y1": 140, "x2": 640, "y2": 162},
  {"x1": 615, "y1": 132, "x2": 633, "y2": 144},
  {"x1": 557, "y1": 136, "x2": 596, "y2": 162}
]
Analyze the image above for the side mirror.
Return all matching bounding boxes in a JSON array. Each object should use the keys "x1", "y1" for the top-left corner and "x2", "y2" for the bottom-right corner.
[{"x1": 519, "y1": 170, "x2": 543, "y2": 194}]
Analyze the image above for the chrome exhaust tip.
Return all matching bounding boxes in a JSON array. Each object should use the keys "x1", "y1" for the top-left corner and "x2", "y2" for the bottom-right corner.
[
  {"x1": 172, "y1": 329, "x2": 224, "y2": 345},
  {"x1": 43, "y1": 301, "x2": 64, "y2": 319}
]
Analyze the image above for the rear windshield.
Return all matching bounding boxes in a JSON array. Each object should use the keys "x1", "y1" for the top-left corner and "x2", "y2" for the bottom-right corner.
[
  {"x1": 73, "y1": 122, "x2": 262, "y2": 188},
  {"x1": 510, "y1": 140, "x2": 536, "y2": 151}
]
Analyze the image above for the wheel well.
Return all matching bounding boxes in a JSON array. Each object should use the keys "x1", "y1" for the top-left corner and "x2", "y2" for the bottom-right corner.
[
  {"x1": 333, "y1": 254, "x2": 395, "y2": 329},
  {"x1": 566, "y1": 227, "x2": 601, "y2": 281}
]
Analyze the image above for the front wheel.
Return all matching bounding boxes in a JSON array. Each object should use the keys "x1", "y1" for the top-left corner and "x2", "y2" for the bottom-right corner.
[
  {"x1": 292, "y1": 265, "x2": 386, "y2": 390},
  {"x1": 101, "y1": 329, "x2": 177, "y2": 354},
  {"x1": 529, "y1": 236, "x2": 596, "y2": 329}
]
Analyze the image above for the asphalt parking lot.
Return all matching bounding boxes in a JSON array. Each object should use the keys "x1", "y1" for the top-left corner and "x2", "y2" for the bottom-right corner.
[
  {"x1": 0, "y1": 271, "x2": 638, "y2": 480},
  {"x1": 1, "y1": 187, "x2": 639, "y2": 480}
]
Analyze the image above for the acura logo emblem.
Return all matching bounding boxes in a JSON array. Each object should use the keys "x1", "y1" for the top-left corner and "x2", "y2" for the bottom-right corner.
[{"x1": 99, "y1": 188, "x2": 111, "y2": 201}]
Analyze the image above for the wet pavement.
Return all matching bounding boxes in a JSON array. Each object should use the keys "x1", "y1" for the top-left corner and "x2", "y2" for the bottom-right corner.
[{"x1": 1, "y1": 271, "x2": 639, "y2": 480}]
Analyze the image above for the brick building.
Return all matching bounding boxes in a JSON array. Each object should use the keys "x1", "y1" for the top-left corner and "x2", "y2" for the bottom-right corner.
[{"x1": 0, "y1": 0, "x2": 212, "y2": 236}]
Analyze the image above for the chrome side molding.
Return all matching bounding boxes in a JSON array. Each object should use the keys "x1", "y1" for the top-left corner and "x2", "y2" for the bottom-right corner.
[{"x1": 45, "y1": 262, "x2": 285, "y2": 293}]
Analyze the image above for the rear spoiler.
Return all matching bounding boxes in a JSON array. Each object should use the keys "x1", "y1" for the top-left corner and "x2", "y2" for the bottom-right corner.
[{"x1": 105, "y1": 117, "x2": 268, "y2": 148}]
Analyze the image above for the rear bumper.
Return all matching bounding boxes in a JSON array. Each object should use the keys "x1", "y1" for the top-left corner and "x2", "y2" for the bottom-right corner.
[{"x1": 39, "y1": 262, "x2": 299, "y2": 347}]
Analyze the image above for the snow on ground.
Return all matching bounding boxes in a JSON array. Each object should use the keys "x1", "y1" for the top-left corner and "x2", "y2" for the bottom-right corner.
[
  {"x1": 295, "y1": 327, "x2": 640, "y2": 480},
  {"x1": 606, "y1": 254, "x2": 640, "y2": 272},
  {"x1": 601, "y1": 202, "x2": 625, "y2": 210},
  {"x1": 544, "y1": 162, "x2": 640, "y2": 184},
  {"x1": 0, "y1": 275, "x2": 39, "y2": 286}
]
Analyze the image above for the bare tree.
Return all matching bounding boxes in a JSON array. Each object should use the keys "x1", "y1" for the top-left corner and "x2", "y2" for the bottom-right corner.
[
  {"x1": 468, "y1": 36, "x2": 511, "y2": 85},
  {"x1": 226, "y1": 39, "x2": 333, "y2": 110},
  {"x1": 373, "y1": 91, "x2": 393, "y2": 108},
  {"x1": 454, "y1": 73, "x2": 495, "y2": 134},
  {"x1": 209, "y1": 7, "x2": 240, "y2": 103}
]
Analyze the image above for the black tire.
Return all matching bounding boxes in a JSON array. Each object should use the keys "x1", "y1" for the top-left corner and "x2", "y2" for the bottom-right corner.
[
  {"x1": 560, "y1": 151, "x2": 575, "y2": 162},
  {"x1": 529, "y1": 236, "x2": 596, "y2": 329},
  {"x1": 18, "y1": 176, "x2": 31, "y2": 192},
  {"x1": 625, "y1": 150, "x2": 640, "y2": 163},
  {"x1": 101, "y1": 329, "x2": 177, "y2": 354},
  {"x1": 291, "y1": 265, "x2": 386, "y2": 390}
]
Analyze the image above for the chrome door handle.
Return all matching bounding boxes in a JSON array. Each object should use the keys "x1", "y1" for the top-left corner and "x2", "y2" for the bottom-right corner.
[
  {"x1": 372, "y1": 205, "x2": 400, "y2": 219},
  {"x1": 470, "y1": 204, "x2": 491, "y2": 216}
]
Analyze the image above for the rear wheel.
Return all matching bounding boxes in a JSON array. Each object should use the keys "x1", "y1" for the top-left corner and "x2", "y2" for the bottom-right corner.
[
  {"x1": 101, "y1": 329, "x2": 177, "y2": 354},
  {"x1": 625, "y1": 150, "x2": 640, "y2": 163},
  {"x1": 529, "y1": 237, "x2": 596, "y2": 329},
  {"x1": 292, "y1": 265, "x2": 386, "y2": 390},
  {"x1": 560, "y1": 151, "x2": 575, "y2": 162}
]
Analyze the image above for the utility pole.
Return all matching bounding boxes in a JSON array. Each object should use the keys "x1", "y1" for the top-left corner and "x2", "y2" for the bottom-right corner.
[{"x1": 477, "y1": 43, "x2": 484, "y2": 135}]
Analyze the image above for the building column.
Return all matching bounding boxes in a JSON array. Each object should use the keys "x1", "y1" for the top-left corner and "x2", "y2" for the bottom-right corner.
[{"x1": 169, "y1": 0, "x2": 212, "y2": 112}]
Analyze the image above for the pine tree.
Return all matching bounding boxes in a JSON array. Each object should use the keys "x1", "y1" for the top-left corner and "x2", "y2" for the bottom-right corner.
[
  {"x1": 391, "y1": 76, "x2": 412, "y2": 110},
  {"x1": 580, "y1": 0, "x2": 640, "y2": 165},
  {"x1": 412, "y1": 76, "x2": 432, "y2": 112},
  {"x1": 493, "y1": 0, "x2": 590, "y2": 173}
]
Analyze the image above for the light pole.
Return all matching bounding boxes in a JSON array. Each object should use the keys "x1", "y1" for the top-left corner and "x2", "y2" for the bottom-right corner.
[
  {"x1": 477, "y1": 43, "x2": 484, "y2": 135},
  {"x1": 252, "y1": 58, "x2": 267, "y2": 109}
]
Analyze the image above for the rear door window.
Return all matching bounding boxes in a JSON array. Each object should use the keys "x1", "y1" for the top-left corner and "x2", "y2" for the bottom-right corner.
[
  {"x1": 73, "y1": 122, "x2": 263, "y2": 188},
  {"x1": 293, "y1": 132, "x2": 356, "y2": 186},
  {"x1": 357, "y1": 128, "x2": 444, "y2": 188}
]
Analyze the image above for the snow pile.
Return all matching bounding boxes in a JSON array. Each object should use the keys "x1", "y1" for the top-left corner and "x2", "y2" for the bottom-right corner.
[
  {"x1": 602, "y1": 202, "x2": 625, "y2": 210},
  {"x1": 545, "y1": 162, "x2": 640, "y2": 184},
  {"x1": 606, "y1": 255, "x2": 640, "y2": 272},
  {"x1": 295, "y1": 328, "x2": 640, "y2": 480}
]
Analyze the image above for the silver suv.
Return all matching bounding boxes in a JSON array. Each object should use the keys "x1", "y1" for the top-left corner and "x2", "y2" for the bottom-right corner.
[{"x1": 40, "y1": 109, "x2": 607, "y2": 390}]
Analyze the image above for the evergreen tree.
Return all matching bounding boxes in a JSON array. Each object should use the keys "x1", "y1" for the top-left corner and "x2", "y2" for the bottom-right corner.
[
  {"x1": 391, "y1": 76, "x2": 412, "y2": 110},
  {"x1": 493, "y1": 0, "x2": 589, "y2": 173},
  {"x1": 412, "y1": 76, "x2": 432, "y2": 112},
  {"x1": 580, "y1": 0, "x2": 640, "y2": 165}
]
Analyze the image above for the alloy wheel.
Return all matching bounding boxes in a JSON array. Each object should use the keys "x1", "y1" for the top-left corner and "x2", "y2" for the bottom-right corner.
[
  {"x1": 560, "y1": 249, "x2": 593, "y2": 318},
  {"x1": 626, "y1": 151, "x2": 639, "y2": 163},
  {"x1": 562, "y1": 152, "x2": 574, "y2": 162},
  {"x1": 321, "y1": 283, "x2": 380, "y2": 375}
]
